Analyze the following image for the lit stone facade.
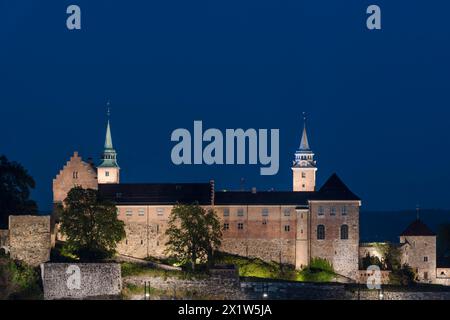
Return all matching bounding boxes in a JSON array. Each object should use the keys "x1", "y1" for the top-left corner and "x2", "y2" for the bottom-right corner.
[
  {"x1": 52, "y1": 151, "x2": 98, "y2": 205},
  {"x1": 52, "y1": 116, "x2": 364, "y2": 280},
  {"x1": 309, "y1": 200, "x2": 360, "y2": 279},
  {"x1": 400, "y1": 235, "x2": 436, "y2": 283}
]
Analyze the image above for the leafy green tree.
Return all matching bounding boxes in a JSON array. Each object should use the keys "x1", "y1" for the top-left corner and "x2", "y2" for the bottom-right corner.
[
  {"x1": 389, "y1": 264, "x2": 416, "y2": 286},
  {"x1": 60, "y1": 187, "x2": 125, "y2": 261},
  {"x1": 382, "y1": 242, "x2": 402, "y2": 271},
  {"x1": 165, "y1": 203, "x2": 222, "y2": 271},
  {"x1": 360, "y1": 253, "x2": 384, "y2": 270},
  {"x1": 0, "y1": 155, "x2": 37, "y2": 228}
]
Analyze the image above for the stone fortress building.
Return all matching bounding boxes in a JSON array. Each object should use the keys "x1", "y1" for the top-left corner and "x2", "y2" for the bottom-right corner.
[{"x1": 52, "y1": 115, "x2": 450, "y2": 284}]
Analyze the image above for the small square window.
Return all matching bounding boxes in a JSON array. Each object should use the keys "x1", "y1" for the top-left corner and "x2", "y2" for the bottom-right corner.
[
  {"x1": 318, "y1": 206, "x2": 324, "y2": 216},
  {"x1": 138, "y1": 208, "x2": 145, "y2": 216},
  {"x1": 223, "y1": 223, "x2": 229, "y2": 230},
  {"x1": 283, "y1": 208, "x2": 291, "y2": 216},
  {"x1": 330, "y1": 207, "x2": 336, "y2": 216},
  {"x1": 262, "y1": 208, "x2": 269, "y2": 216},
  {"x1": 284, "y1": 225, "x2": 290, "y2": 232},
  {"x1": 237, "y1": 208, "x2": 244, "y2": 216},
  {"x1": 237, "y1": 223, "x2": 244, "y2": 230},
  {"x1": 424, "y1": 256, "x2": 428, "y2": 262},
  {"x1": 126, "y1": 209, "x2": 132, "y2": 216},
  {"x1": 105, "y1": 171, "x2": 110, "y2": 177},
  {"x1": 341, "y1": 206, "x2": 348, "y2": 216},
  {"x1": 157, "y1": 208, "x2": 164, "y2": 216},
  {"x1": 223, "y1": 208, "x2": 230, "y2": 217},
  {"x1": 302, "y1": 172, "x2": 306, "y2": 178}
]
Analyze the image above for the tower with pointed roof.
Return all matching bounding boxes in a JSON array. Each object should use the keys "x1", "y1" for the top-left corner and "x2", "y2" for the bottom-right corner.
[
  {"x1": 97, "y1": 109, "x2": 120, "y2": 184},
  {"x1": 292, "y1": 114, "x2": 317, "y2": 191}
]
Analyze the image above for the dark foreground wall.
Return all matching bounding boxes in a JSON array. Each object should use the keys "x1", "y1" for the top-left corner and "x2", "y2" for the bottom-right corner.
[
  {"x1": 241, "y1": 282, "x2": 450, "y2": 300},
  {"x1": 41, "y1": 263, "x2": 122, "y2": 300}
]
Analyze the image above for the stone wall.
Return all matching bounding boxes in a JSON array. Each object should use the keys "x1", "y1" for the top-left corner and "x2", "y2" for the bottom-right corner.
[
  {"x1": 123, "y1": 275, "x2": 246, "y2": 300},
  {"x1": 358, "y1": 270, "x2": 391, "y2": 285},
  {"x1": 0, "y1": 229, "x2": 8, "y2": 252},
  {"x1": 436, "y1": 268, "x2": 450, "y2": 286},
  {"x1": 309, "y1": 201, "x2": 360, "y2": 279},
  {"x1": 41, "y1": 263, "x2": 122, "y2": 300},
  {"x1": 241, "y1": 281, "x2": 450, "y2": 300},
  {"x1": 115, "y1": 205, "x2": 172, "y2": 259},
  {"x1": 9, "y1": 215, "x2": 51, "y2": 266},
  {"x1": 220, "y1": 238, "x2": 296, "y2": 265}
]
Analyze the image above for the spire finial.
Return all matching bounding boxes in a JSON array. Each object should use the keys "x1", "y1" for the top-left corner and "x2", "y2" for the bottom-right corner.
[{"x1": 106, "y1": 101, "x2": 111, "y2": 118}]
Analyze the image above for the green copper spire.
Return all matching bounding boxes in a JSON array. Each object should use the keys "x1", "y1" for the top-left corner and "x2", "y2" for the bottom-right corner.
[
  {"x1": 99, "y1": 108, "x2": 119, "y2": 168},
  {"x1": 104, "y1": 119, "x2": 113, "y2": 149}
]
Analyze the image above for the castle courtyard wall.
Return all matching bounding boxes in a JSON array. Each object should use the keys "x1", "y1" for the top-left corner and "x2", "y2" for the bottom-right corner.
[{"x1": 9, "y1": 215, "x2": 51, "y2": 266}]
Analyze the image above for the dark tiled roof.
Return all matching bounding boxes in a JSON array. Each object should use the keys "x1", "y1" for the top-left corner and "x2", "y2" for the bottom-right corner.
[
  {"x1": 215, "y1": 191, "x2": 312, "y2": 206},
  {"x1": 400, "y1": 219, "x2": 436, "y2": 236},
  {"x1": 98, "y1": 183, "x2": 212, "y2": 205},
  {"x1": 98, "y1": 173, "x2": 360, "y2": 206},
  {"x1": 312, "y1": 173, "x2": 360, "y2": 201}
]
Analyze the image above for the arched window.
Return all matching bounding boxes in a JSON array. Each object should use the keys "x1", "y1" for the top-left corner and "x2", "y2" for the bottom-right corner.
[
  {"x1": 341, "y1": 224, "x2": 349, "y2": 240},
  {"x1": 317, "y1": 225, "x2": 325, "y2": 240}
]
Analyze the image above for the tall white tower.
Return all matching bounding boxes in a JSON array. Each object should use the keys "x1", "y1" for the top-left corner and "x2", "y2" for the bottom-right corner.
[
  {"x1": 292, "y1": 114, "x2": 317, "y2": 191},
  {"x1": 97, "y1": 110, "x2": 120, "y2": 184}
]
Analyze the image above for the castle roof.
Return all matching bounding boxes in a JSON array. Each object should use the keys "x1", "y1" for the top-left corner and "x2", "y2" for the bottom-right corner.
[
  {"x1": 98, "y1": 183, "x2": 213, "y2": 205},
  {"x1": 98, "y1": 174, "x2": 359, "y2": 206},
  {"x1": 215, "y1": 191, "x2": 312, "y2": 206},
  {"x1": 312, "y1": 173, "x2": 360, "y2": 201},
  {"x1": 400, "y1": 219, "x2": 436, "y2": 237}
]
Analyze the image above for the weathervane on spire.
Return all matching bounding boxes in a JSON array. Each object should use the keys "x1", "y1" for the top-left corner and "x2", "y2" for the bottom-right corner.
[{"x1": 106, "y1": 101, "x2": 111, "y2": 118}]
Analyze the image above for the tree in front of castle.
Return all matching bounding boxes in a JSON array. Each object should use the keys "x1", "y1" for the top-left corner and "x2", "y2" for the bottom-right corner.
[
  {"x1": 0, "y1": 155, "x2": 38, "y2": 229},
  {"x1": 60, "y1": 187, "x2": 125, "y2": 261},
  {"x1": 165, "y1": 203, "x2": 222, "y2": 271}
]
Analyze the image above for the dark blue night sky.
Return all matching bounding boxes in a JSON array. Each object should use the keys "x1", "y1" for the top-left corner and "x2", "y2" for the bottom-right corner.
[{"x1": 1, "y1": 1, "x2": 450, "y2": 212}]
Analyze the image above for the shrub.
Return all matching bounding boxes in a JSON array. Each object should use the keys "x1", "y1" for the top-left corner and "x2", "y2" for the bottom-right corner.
[
  {"x1": 389, "y1": 264, "x2": 416, "y2": 286},
  {"x1": 297, "y1": 258, "x2": 336, "y2": 282},
  {"x1": 0, "y1": 257, "x2": 42, "y2": 299}
]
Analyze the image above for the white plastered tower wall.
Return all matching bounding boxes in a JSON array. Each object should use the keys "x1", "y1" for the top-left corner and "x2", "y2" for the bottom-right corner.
[{"x1": 292, "y1": 115, "x2": 317, "y2": 192}]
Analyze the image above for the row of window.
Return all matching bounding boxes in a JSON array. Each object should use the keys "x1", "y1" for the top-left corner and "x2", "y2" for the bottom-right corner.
[
  {"x1": 122, "y1": 208, "x2": 165, "y2": 216},
  {"x1": 223, "y1": 208, "x2": 293, "y2": 217},
  {"x1": 124, "y1": 239, "x2": 160, "y2": 246},
  {"x1": 223, "y1": 223, "x2": 291, "y2": 232},
  {"x1": 318, "y1": 206, "x2": 348, "y2": 216},
  {"x1": 317, "y1": 224, "x2": 349, "y2": 240},
  {"x1": 222, "y1": 206, "x2": 350, "y2": 217}
]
